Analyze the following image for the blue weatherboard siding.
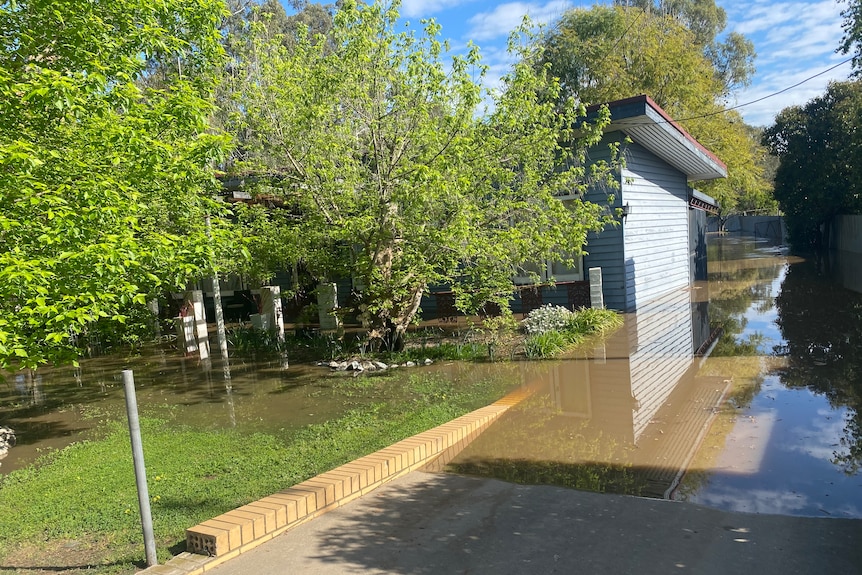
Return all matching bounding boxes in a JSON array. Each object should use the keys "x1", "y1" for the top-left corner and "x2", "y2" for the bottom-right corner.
[
  {"x1": 419, "y1": 124, "x2": 697, "y2": 318},
  {"x1": 585, "y1": 135, "x2": 691, "y2": 312},
  {"x1": 583, "y1": 133, "x2": 626, "y2": 310}
]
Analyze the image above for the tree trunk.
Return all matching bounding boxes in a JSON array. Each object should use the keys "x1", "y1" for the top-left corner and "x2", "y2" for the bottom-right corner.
[{"x1": 365, "y1": 283, "x2": 426, "y2": 352}]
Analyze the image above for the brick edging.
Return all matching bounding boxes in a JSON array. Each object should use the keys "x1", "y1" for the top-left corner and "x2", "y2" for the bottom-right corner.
[{"x1": 139, "y1": 385, "x2": 534, "y2": 575}]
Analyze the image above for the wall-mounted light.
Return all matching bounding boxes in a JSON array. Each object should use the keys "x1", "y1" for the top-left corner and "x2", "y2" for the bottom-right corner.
[{"x1": 620, "y1": 202, "x2": 631, "y2": 220}]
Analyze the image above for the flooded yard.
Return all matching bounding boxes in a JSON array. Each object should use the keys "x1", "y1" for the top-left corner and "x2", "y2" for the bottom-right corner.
[
  {"x1": 3, "y1": 234, "x2": 862, "y2": 519},
  {"x1": 446, "y1": 235, "x2": 862, "y2": 517},
  {"x1": 0, "y1": 350, "x2": 527, "y2": 475}
]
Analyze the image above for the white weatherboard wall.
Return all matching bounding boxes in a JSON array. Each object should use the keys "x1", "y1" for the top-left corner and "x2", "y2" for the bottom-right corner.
[{"x1": 621, "y1": 142, "x2": 691, "y2": 311}]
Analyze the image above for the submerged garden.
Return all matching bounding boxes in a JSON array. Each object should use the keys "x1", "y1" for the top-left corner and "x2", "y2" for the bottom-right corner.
[
  {"x1": 10, "y1": 0, "x2": 862, "y2": 570},
  {"x1": 0, "y1": 303, "x2": 621, "y2": 573}
]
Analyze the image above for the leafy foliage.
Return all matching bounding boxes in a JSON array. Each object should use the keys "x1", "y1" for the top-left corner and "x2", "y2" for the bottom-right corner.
[
  {"x1": 222, "y1": 0, "x2": 620, "y2": 348},
  {"x1": 541, "y1": 5, "x2": 774, "y2": 221},
  {"x1": 614, "y1": 0, "x2": 755, "y2": 90},
  {"x1": 0, "y1": 0, "x2": 235, "y2": 370},
  {"x1": 841, "y1": 0, "x2": 862, "y2": 74},
  {"x1": 762, "y1": 80, "x2": 862, "y2": 249}
]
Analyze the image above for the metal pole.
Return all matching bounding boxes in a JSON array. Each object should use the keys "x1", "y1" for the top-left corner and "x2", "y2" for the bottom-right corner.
[
  {"x1": 206, "y1": 215, "x2": 229, "y2": 360},
  {"x1": 122, "y1": 370, "x2": 158, "y2": 567}
]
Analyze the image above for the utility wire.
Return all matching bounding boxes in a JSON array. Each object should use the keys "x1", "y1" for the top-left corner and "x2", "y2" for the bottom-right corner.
[
  {"x1": 577, "y1": 6, "x2": 854, "y2": 124},
  {"x1": 595, "y1": 9, "x2": 643, "y2": 69},
  {"x1": 673, "y1": 57, "x2": 854, "y2": 123}
]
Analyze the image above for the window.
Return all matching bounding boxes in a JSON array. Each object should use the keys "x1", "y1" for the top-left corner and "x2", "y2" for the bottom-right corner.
[
  {"x1": 512, "y1": 197, "x2": 585, "y2": 284},
  {"x1": 514, "y1": 254, "x2": 583, "y2": 284}
]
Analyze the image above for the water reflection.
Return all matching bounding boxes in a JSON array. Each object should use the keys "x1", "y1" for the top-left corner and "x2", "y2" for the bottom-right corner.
[
  {"x1": 447, "y1": 286, "x2": 729, "y2": 498},
  {"x1": 450, "y1": 236, "x2": 862, "y2": 518},
  {"x1": 769, "y1": 251, "x2": 862, "y2": 475},
  {"x1": 0, "y1": 353, "x2": 314, "y2": 473},
  {"x1": 0, "y1": 349, "x2": 531, "y2": 475},
  {"x1": 6, "y1": 236, "x2": 862, "y2": 519},
  {"x1": 680, "y1": 238, "x2": 862, "y2": 517}
]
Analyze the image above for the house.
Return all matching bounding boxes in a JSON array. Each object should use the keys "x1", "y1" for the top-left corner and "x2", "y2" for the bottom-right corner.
[
  {"x1": 204, "y1": 95, "x2": 727, "y2": 324},
  {"x1": 492, "y1": 95, "x2": 726, "y2": 316}
]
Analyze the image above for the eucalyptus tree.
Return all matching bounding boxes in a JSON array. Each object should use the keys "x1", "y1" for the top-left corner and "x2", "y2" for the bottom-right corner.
[
  {"x1": 229, "y1": 0, "x2": 619, "y2": 349},
  {"x1": 613, "y1": 0, "x2": 755, "y2": 90},
  {"x1": 841, "y1": 0, "x2": 862, "y2": 73},
  {"x1": 542, "y1": 5, "x2": 773, "y2": 222},
  {"x1": 0, "y1": 0, "x2": 233, "y2": 369}
]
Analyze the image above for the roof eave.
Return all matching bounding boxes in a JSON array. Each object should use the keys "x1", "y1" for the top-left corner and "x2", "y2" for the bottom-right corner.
[{"x1": 588, "y1": 95, "x2": 728, "y2": 182}]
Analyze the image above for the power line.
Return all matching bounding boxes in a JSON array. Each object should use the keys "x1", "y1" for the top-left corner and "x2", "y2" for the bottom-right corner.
[
  {"x1": 595, "y1": 9, "x2": 642, "y2": 69},
  {"x1": 674, "y1": 57, "x2": 854, "y2": 123}
]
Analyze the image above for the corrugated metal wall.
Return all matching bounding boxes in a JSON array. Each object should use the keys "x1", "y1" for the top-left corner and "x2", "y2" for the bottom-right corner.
[{"x1": 831, "y1": 215, "x2": 862, "y2": 254}]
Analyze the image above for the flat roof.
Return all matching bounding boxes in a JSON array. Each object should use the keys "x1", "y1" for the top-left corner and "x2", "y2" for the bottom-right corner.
[{"x1": 587, "y1": 95, "x2": 728, "y2": 182}]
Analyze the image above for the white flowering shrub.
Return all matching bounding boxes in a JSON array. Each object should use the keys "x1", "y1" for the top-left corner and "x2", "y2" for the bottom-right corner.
[{"x1": 521, "y1": 304, "x2": 574, "y2": 335}]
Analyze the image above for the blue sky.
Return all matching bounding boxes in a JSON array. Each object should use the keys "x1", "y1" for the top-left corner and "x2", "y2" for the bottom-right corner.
[{"x1": 393, "y1": 0, "x2": 851, "y2": 127}]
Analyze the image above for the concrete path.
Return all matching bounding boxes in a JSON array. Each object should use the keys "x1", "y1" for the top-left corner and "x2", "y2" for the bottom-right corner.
[{"x1": 205, "y1": 470, "x2": 862, "y2": 575}]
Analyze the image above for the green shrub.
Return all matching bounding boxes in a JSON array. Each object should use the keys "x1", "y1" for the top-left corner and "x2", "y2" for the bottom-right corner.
[
  {"x1": 227, "y1": 324, "x2": 286, "y2": 354},
  {"x1": 567, "y1": 308, "x2": 623, "y2": 335},
  {"x1": 524, "y1": 330, "x2": 569, "y2": 358},
  {"x1": 522, "y1": 307, "x2": 622, "y2": 359}
]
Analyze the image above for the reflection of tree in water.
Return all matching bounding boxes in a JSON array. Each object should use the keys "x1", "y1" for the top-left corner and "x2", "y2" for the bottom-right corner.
[
  {"x1": 708, "y1": 261, "x2": 781, "y2": 358},
  {"x1": 773, "y1": 259, "x2": 862, "y2": 474},
  {"x1": 446, "y1": 394, "x2": 644, "y2": 495}
]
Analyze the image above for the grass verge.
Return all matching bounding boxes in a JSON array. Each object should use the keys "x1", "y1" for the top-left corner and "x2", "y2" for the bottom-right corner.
[{"x1": 0, "y1": 371, "x2": 518, "y2": 574}]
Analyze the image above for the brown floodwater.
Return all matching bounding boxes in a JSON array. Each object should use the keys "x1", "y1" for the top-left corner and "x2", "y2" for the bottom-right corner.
[
  {"x1": 0, "y1": 348, "x2": 534, "y2": 475},
  {"x1": 4, "y1": 235, "x2": 862, "y2": 519},
  {"x1": 446, "y1": 235, "x2": 862, "y2": 518}
]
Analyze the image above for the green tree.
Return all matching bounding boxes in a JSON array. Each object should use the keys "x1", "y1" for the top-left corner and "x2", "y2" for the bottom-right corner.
[
  {"x1": 0, "y1": 0, "x2": 231, "y2": 369},
  {"x1": 228, "y1": 0, "x2": 619, "y2": 349},
  {"x1": 762, "y1": 80, "x2": 862, "y2": 249},
  {"x1": 542, "y1": 5, "x2": 772, "y2": 222},
  {"x1": 841, "y1": 0, "x2": 862, "y2": 73},
  {"x1": 614, "y1": 0, "x2": 755, "y2": 90},
  {"x1": 215, "y1": 0, "x2": 339, "y2": 195}
]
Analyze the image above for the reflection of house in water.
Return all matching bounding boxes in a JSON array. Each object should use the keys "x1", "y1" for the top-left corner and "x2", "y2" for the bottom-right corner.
[
  {"x1": 449, "y1": 286, "x2": 729, "y2": 499},
  {"x1": 550, "y1": 287, "x2": 728, "y2": 496}
]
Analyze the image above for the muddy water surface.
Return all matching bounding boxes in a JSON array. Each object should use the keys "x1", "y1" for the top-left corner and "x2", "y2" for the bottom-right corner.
[
  {"x1": 447, "y1": 236, "x2": 862, "y2": 517},
  {"x1": 5, "y1": 235, "x2": 862, "y2": 519},
  {"x1": 0, "y1": 352, "x2": 526, "y2": 475}
]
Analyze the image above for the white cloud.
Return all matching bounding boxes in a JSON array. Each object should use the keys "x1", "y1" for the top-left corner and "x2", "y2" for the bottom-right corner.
[
  {"x1": 466, "y1": 1, "x2": 572, "y2": 41},
  {"x1": 734, "y1": 58, "x2": 852, "y2": 126},
  {"x1": 783, "y1": 408, "x2": 852, "y2": 461},
  {"x1": 693, "y1": 487, "x2": 810, "y2": 515},
  {"x1": 727, "y1": 0, "x2": 841, "y2": 37},
  {"x1": 725, "y1": 0, "x2": 850, "y2": 126}
]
